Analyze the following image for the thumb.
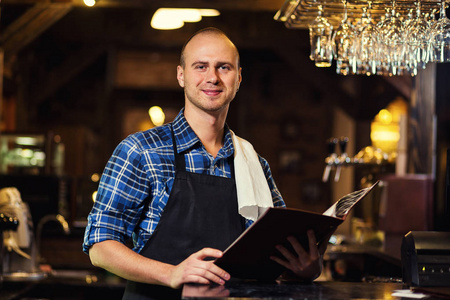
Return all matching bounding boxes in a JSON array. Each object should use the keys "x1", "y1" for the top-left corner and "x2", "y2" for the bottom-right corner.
[{"x1": 193, "y1": 248, "x2": 223, "y2": 260}]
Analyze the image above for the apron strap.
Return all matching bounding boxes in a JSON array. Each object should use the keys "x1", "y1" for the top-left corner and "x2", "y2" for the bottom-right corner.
[{"x1": 171, "y1": 125, "x2": 186, "y2": 171}]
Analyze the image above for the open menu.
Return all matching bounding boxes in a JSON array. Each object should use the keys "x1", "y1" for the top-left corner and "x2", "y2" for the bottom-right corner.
[{"x1": 214, "y1": 181, "x2": 380, "y2": 281}]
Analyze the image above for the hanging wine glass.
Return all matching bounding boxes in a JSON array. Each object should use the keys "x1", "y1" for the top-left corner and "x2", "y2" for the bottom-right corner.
[
  {"x1": 376, "y1": 8, "x2": 392, "y2": 75},
  {"x1": 309, "y1": 5, "x2": 334, "y2": 67},
  {"x1": 403, "y1": 9, "x2": 415, "y2": 32},
  {"x1": 430, "y1": 0, "x2": 450, "y2": 63},
  {"x1": 401, "y1": 9, "x2": 415, "y2": 75},
  {"x1": 425, "y1": 9, "x2": 438, "y2": 62},
  {"x1": 354, "y1": 2, "x2": 379, "y2": 76},
  {"x1": 426, "y1": 8, "x2": 438, "y2": 29},
  {"x1": 383, "y1": 0, "x2": 406, "y2": 75},
  {"x1": 332, "y1": 0, "x2": 357, "y2": 75},
  {"x1": 406, "y1": 1, "x2": 430, "y2": 75}
]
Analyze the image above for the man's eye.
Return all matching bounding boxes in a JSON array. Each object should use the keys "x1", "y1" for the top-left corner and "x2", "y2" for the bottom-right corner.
[
  {"x1": 196, "y1": 65, "x2": 206, "y2": 70},
  {"x1": 219, "y1": 66, "x2": 231, "y2": 70}
]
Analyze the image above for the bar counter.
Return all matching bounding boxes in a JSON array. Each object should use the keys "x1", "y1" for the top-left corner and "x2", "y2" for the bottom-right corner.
[
  {"x1": 2, "y1": 277, "x2": 449, "y2": 299},
  {"x1": 182, "y1": 280, "x2": 446, "y2": 300},
  {"x1": 0, "y1": 271, "x2": 126, "y2": 300}
]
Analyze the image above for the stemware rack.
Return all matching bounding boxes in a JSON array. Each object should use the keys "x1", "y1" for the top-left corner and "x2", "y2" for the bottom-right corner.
[{"x1": 274, "y1": 0, "x2": 448, "y2": 29}]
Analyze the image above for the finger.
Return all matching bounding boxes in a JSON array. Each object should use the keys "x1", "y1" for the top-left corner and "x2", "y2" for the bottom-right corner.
[
  {"x1": 286, "y1": 236, "x2": 309, "y2": 261},
  {"x1": 178, "y1": 249, "x2": 230, "y2": 286},
  {"x1": 190, "y1": 250, "x2": 231, "y2": 283},
  {"x1": 179, "y1": 262, "x2": 228, "y2": 286},
  {"x1": 192, "y1": 248, "x2": 223, "y2": 260},
  {"x1": 306, "y1": 230, "x2": 320, "y2": 259},
  {"x1": 275, "y1": 244, "x2": 299, "y2": 263},
  {"x1": 183, "y1": 274, "x2": 214, "y2": 285},
  {"x1": 205, "y1": 262, "x2": 230, "y2": 282},
  {"x1": 270, "y1": 255, "x2": 293, "y2": 271},
  {"x1": 192, "y1": 262, "x2": 230, "y2": 285}
]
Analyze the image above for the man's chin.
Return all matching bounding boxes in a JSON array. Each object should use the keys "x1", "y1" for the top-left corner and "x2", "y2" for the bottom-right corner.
[{"x1": 187, "y1": 99, "x2": 231, "y2": 114}]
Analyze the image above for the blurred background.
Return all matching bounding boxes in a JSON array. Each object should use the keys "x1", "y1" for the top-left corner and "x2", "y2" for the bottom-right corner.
[{"x1": 0, "y1": 0, "x2": 449, "y2": 275}]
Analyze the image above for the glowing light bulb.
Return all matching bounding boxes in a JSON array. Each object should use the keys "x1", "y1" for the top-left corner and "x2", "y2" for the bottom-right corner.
[
  {"x1": 378, "y1": 109, "x2": 393, "y2": 124},
  {"x1": 84, "y1": 0, "x2": 96, "y2": 7},
  {"x1": 91, "y1": 173, "x2": 100, "y2": 182},
  {"x1": 149, "y1": 106, "x2": 165, "y2": 126}
]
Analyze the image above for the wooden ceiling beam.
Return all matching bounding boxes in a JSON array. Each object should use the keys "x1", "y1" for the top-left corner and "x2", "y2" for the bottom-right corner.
[
  {"x1": 1, "y1": 3, "x2": 72, "y2": 58},
  {"x1": 31, "y1": 44, "x2": 107, "y2": 104},
  {"x1": 93, "y1": 0, "x2": 285, "y2": 11},
  {"x1": 3, "y1": 0, "x2": 285, "y2": 11}
]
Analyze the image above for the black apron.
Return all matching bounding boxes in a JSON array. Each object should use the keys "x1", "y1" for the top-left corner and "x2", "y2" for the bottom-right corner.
[{"x1": 123, "y1": 127, "x2": 244, "y2": 300}]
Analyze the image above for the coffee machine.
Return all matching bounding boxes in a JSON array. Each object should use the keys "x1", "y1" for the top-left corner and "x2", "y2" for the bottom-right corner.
[{"x1": 0, "y1": 187, "x2": 45, "y2": 281}]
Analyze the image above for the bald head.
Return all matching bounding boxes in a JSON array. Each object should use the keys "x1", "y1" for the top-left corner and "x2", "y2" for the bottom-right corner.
[{"x1": 179, "y1": 27, "x2": 240, "y2": 68}]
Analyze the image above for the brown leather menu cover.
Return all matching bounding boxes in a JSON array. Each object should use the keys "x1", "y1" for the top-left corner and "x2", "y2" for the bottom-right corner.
[
  {"x1": 214, "y1": 181, "x2": 380, "y2": 281},
  {"x1": 214, "y1": 208, "x2": 342, "y2": 281}
]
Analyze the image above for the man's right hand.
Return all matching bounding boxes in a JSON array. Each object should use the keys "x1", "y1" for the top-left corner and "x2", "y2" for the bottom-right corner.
[
  {"x1": 89, "y1": 241, "x2": 230, "y2": 289},
  {"x1": 169, "y1": 248, "x2": 230, "y2": 288}
]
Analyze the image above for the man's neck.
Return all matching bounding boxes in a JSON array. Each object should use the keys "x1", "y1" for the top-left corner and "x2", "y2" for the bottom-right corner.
[{"x1": 184, "y1": 105, "x2": 228, "y2": 158}]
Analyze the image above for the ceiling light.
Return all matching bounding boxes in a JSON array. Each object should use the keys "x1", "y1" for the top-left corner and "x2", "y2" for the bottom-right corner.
[
  {"x1": 84, "y1": 0, "x2": 96, "y2": 7},
  {"x1": 178, "y1": 9, "x2": 202, "y2": 23},
  {"x1": 151, "y1": 8, "x2": 220, "y2": 30},
  {"x1": 198, "y1": 9, "x2": 221, "y2": 17}
]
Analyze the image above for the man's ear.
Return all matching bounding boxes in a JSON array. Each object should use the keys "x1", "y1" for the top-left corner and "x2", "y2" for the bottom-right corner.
[
  {"x1": 237, "y1": 67, "x2": 242, "y2": 91},
  {"x1": 177, "y1": 65, "x2": 185, "y2": 88}
]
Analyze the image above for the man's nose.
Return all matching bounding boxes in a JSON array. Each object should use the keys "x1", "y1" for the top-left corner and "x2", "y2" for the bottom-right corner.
[{"x1": 206, "y1": 68, "x2": 219, "y2": 84}]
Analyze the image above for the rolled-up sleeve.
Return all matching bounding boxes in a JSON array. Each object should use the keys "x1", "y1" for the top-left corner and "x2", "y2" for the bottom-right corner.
[
  {"x1": 258, "y1": 155, "x2": 285, "y2": 208},
  {"x1": 83, "y1": 137, "x2": 151, "y2": 254}
]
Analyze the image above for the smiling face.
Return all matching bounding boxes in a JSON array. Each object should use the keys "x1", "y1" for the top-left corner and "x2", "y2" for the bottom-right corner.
[{"x1": 177, "y1": 31, "x2": 242, "y2": 115}]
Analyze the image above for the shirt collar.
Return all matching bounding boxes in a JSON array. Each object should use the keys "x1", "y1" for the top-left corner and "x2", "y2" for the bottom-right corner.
[
  {"x1": 171, "y1": 108, "x2": 234, "y2": 158},
  {"x1": 171, "y1": 108, "x2": 200, "y2": 153}
]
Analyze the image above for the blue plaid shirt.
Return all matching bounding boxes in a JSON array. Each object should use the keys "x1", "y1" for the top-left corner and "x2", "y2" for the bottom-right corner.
[{"x1": 83, "y1": 109, "x2": 285, "y2": 254}]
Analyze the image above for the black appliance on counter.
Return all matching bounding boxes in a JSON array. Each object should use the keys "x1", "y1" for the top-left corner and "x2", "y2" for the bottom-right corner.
[{"x1": 401, "y1": 231, "x2": 450, "y2": 287}]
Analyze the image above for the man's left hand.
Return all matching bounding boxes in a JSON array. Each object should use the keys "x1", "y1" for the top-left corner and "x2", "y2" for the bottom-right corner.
[{"x1": 270, "y1": 230, "x2": 328, "y2": 281}]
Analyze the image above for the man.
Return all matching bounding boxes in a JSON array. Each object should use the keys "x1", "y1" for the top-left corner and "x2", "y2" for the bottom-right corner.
[{"x1": 83, "y1": 28, "x2": 326, "y2": 300}]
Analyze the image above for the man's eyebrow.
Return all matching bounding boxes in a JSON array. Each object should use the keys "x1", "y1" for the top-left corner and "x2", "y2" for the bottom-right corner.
[
  {"x1": 190, "y1": 60, "x2": 236, "y2": 68},
  {"x1": 191, "y1": 60, "x2": 208, "y2": 67},
  {"x1": 217, "y1": 61, "x2": 233, "y2": 66}
]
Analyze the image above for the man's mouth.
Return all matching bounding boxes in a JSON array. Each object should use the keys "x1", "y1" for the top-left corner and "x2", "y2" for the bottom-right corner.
[{"x1": 202, "y1": 89, "x2": 222, "y2": 97}]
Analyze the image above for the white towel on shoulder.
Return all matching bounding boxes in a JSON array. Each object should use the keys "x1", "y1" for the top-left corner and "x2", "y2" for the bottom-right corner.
[{"x1": 230, "y1": 130, "x2": 274, "y2": 221}]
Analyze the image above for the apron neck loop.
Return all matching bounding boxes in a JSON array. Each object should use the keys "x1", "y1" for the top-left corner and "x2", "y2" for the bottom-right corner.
[
  {"x1": 171, "y1": 125, "x2": 186, "y2": 171},
  {"x1": 171, "y1": 124, "x2": 235, "y2": 178}
]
